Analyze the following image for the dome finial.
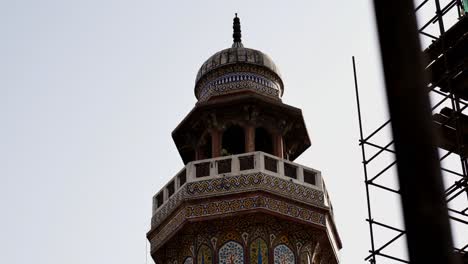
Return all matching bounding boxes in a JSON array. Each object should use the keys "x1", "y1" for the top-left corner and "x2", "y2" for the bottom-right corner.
[{"x1": 232, "y1": 13, "x2": 243, "y2": 48}]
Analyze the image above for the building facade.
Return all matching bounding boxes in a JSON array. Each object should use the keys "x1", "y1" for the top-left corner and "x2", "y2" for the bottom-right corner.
[{"x1": 147, "y1": 15, "x2": 342, "y2": 264}]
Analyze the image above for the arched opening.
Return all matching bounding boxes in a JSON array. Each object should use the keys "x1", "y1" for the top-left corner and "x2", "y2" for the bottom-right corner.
[
  {"x1": 222, "y1": 125, "x2": 245, "y2": 155},
  {"x1": 255, "y1": 127, "x2": 273, "y2": 155}
]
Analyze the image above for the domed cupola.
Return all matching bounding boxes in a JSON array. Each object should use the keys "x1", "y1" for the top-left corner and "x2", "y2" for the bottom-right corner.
[{"x1": 194, "y1": 14, "x2": 284, "y2": 102}]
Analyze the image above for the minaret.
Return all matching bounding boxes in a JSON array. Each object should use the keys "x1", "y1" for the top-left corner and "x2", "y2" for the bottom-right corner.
[{"x1": 147, "y1": 15, "x2": 342, "y2": 264}]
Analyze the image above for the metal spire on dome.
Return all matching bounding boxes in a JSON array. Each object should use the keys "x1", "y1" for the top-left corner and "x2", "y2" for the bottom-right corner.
[{"x1": 232, "y1": 13, "x2": 244, "y2": 48}]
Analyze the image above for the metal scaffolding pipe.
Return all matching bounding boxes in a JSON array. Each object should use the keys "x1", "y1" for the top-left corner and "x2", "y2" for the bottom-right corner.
[{"x1": 372, "y1": 0, "x2": 459, "y2": 263}]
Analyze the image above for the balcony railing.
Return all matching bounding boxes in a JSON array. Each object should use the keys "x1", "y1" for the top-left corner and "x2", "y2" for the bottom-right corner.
[{"x1": 152, "y1": 151, "x2": 331, "y2": 214}]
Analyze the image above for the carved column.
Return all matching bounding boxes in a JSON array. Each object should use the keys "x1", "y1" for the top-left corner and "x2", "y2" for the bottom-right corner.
[
  {"x1": 211, "y1": 129, "x2": 222, "y2": 158},
  {"x1": 273, "y1": 133, "x2": 284, "y2": 159},
  {"x1": 245, "y1": 124, "x2": 255, "y2": 153}
]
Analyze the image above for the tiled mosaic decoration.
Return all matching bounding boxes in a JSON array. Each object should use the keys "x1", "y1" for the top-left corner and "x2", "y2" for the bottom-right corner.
[
  {"x1": 151, "y1": 214, "x2": 336, "y2": 264},
  {"x1": 152, "y1": 172, "x2": 325, "y2": 229},
  {"x1": 195, "y1": 64, "x2": 283, "y2": 101},
  {"x1": 198, "y1": 72, "x2": 280, "y2": 102},
  {"x1": 195, "y1": 48, "x2": 280, "y2": 85},
  {"x1": 274, "y1": 244, "x2": 295, "y2": 264},
  {"x1": 151, "y1": 194, "x2": 325, "y2": 252},
  {"x1": 218, "y1": 241, "x2": 244, "y2": 264},
  {"x1": 250, "y1": 238, "x2": 268, "y2": 264},
  {"x1": 197, "y1": 244, "x2": 213, "y2": 264}
]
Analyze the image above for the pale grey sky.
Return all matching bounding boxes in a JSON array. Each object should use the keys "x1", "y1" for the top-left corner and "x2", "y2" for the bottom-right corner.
[{"x1": 1, "y1": 1, "x2": 463, "y2": 264}]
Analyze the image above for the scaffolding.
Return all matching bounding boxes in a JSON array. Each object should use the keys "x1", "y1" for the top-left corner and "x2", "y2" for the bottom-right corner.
[{"x1": 354, "y1": 0, "x2": 468, "y2": 263}]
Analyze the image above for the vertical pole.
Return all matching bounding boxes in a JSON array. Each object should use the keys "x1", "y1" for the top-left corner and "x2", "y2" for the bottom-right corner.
[
  {"x1": 434, "y1": 0, "x2": 445, "y2": 36},
  {"x1": 372, "y1": 1, "x2": 458, "y2": 264},
  {"x1": 352, "y1": 56, "x2": 376, "y2": 264}
]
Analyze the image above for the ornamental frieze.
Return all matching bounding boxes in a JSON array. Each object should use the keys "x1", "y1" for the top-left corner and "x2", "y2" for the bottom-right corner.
[
  {"x1": 151, "y1": 172, "x2": 326, "y2": 229},
  {"x1": 150, "y1": 194, "x2": 326, "y2": 252}
]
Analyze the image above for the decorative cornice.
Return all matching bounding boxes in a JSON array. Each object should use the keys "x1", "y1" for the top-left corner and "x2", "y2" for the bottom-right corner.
[
  {"x1": 149, "y1": 194, "x2": 326, "y2": 252},
  {"x1": 150, "y1": 172, "x2": 326, "y2": 229},
  {"x1": 195, "y1": 64, "x2": 283, "y2": 100}
]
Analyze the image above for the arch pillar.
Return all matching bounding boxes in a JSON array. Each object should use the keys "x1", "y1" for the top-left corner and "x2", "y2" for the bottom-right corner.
[
  {"x1": 245, "y1": 124, "x2": 255, "y2": 153},
  {"x1": 211, "y1": 129, "x2": 222, "y2": 158},
  {"x1": 273, "y1": 133, "x2": 284, "y2": 159}
]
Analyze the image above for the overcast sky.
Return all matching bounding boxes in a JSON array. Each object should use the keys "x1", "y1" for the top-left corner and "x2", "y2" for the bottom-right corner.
[{"x1": 1, "y1": 1, "x2": 465, "y2": 264}]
